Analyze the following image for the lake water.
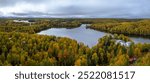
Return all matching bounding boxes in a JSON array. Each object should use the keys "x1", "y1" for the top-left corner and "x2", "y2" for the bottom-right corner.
[{"x1": 38, "y1": 24, "x2": 150, "y2": 47}]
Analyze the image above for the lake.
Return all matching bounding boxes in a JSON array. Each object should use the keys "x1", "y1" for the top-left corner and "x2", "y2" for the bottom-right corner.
[{"x1": 38, "y1": 24, "x2": 150, "y2": 47}]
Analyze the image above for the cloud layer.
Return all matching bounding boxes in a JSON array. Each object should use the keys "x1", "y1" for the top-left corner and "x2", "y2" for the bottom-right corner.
[{"x1": 0, "y1": 0, "x2": 150, "y2": 18}]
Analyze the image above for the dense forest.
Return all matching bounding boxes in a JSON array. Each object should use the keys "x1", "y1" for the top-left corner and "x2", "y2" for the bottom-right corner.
[
  {"x1": 0, "y1": 18, "x2": 81, "y2": 34},
  {"x1": 0, "y1": 18, "x2": 150, "y2": 66},
  {"x1": 89, "y1": 19, "x2": 150, "y2": 37}
]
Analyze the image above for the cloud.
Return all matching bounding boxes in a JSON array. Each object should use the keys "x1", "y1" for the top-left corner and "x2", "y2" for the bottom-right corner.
[
  {"x1": 0, "y1": 0, "x2": 150, "y2": 18},
  {"x1": 0, "y1": 11, "x2": 3, "y2": 16},
  {"x1": 0, "y1": 0, "x2": 45, "y2": 7}
]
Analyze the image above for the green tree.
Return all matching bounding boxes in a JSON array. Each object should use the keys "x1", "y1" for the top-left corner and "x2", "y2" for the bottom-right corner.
[{"x1": 92, "y1": 53, "x2": 99, "y2": 65}]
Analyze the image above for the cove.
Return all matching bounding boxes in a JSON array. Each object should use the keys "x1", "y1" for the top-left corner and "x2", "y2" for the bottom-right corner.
[{"x1": 38, "y1": 24, "x2": 150, "y2": 48}]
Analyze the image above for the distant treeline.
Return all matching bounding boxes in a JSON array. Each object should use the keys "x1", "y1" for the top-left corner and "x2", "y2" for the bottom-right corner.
[
  {"x1": 88, "y1": 19, "x2": 150, "y2": 37},
  {"x1": 0, "y1": 19, "x2": 81, "y2": 34}
]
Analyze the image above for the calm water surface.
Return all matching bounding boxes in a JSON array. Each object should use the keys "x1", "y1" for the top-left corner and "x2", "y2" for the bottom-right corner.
[{"x1": 38, "y1": 24, "x2": 150, "y2": 47}]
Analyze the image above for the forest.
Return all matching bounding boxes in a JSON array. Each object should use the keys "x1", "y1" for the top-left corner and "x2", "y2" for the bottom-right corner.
[
  {"x1": 0, "y1": 18, "x2": 81, "y2": 34},
  {"x1": 0, "y1": 18, "x2": 150, "y2": 66},
  {"x1": 88, "y1": 19, "x2": 150, "y2": 37}
]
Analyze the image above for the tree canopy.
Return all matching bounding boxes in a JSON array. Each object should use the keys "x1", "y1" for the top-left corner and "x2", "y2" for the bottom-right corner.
[{"x1": 0, "y1": 18, "x2": 150, "y2": 66}]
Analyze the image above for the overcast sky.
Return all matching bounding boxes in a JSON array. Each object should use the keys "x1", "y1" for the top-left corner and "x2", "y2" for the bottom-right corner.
[{"x1": 0, "y1": 0, "x2": 150, "y2": 18}]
